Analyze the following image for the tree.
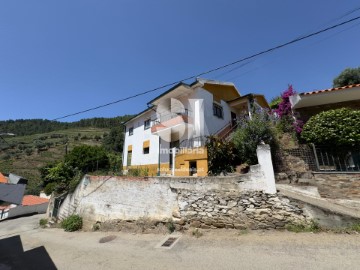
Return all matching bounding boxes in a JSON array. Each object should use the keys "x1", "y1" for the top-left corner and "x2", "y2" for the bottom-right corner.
[
  {"x1": 40, "y1": 162, "x2": 80, "y2": 195},
  {"x1": 301, "y1": 108, "x2": 360, "y2": 146},
  {"x1": 206, "y1": 136, "x2": 235, "y2": 175},
  {"x1": 102, "y1": 126, "x2": 124, "y2": 153},
  {"x1": 65, "y1": 145, "x2": 110, "y2": 173},
  {"x1": 333, "y1": 67, "x2": 360, "y2": 87}
]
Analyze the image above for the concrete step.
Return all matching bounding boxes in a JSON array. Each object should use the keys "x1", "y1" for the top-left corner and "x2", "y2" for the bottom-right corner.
[{"x1": 277, "y1": 184, "x2": 360, "y2": 220}]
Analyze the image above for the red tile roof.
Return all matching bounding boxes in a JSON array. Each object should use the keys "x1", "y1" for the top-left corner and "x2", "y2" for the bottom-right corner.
[
  {"x1": 301, "y1": 84, "x2": 360, "y2": 96},
  {"x1": 22, "y1": 195, "x2": 49, "y2": 206},
  {"x1": 0, "y1": 172, "x2": 7, "y2": 183}
]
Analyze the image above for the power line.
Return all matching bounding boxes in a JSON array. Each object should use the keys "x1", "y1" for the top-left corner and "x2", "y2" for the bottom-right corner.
[{"x1": 53, "y1": 15, "x2": 360, "y2": 121}]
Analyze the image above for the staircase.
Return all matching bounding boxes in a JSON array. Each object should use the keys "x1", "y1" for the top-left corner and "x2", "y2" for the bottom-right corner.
[
  {"x1": 57, "y1": 194, "x2": 81, "y2": 221},
  {"x1": 215, "y1": 122, "x2": 238, "y2": 140}
]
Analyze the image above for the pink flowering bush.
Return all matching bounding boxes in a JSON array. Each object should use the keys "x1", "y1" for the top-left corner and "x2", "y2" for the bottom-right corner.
[{"x1": 275, "y1": 85, "x2": 302, "y2": 134}]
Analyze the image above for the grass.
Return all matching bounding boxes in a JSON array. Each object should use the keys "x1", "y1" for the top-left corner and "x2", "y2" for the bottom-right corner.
[
  {"x1": 237, "y1": 228, "x2": 249, "y2": 235},
  {"x1": 39, "y1": 218, "x2": 48, "y2": 228},
  {"x1": 166, "y1": 220, "x2": 176, "y2": 233},
  {"x1": 192, "y1": 228, "x2": 203, "y2": 238},
  {"x1": 285, "y1": 220, "x2": 321, "y2": 233}
]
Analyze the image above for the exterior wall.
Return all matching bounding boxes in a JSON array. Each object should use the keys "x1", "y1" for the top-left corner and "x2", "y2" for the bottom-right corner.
[
  {"x1": 313, "y1": 173, "x2": 360, "y2": 200},
  {"x1": 175, "y1": 147, "x2": 208, "y2": 177},
  {"x1": 193, "y1": 88, "x2": 232, "y2": 136},
  {"x1": 123, "y1": 110, "x2": 160, "y2": 167},
  {"x1": 295, "y1": 99, "x2": 360, "y2": 122},
  {"x1": 57, "y1": 145, "x2": 286, "y2": 228},
  {"x1": 56, "y1": 167, "x2": 308, "y2": 229},
  {"x1": 123, "y1": 163, "x2": 170, "y2": 177}
]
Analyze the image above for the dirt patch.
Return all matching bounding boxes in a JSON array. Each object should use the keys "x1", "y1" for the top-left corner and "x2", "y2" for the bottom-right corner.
[
  {"x1": 99, "y1": 235, "x2": 117, "y2": 243},
  {"x1": 94, "y1": 218, "x2": 172, "y2": 234}
]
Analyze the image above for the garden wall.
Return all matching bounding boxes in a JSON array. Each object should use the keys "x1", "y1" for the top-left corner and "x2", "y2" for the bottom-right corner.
[{"x1": 54, "y1": 145, "x2": 309, "y2": 229}]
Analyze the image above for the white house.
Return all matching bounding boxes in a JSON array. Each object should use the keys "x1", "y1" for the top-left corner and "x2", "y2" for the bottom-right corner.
[{"x1": 122, "y1": 78, "x2": 269, "y2": 177}]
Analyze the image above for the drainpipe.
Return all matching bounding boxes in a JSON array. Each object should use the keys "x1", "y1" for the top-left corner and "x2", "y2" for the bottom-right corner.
[{"x1": 157, "y1": 136, "x2": 161, "y2": 176}]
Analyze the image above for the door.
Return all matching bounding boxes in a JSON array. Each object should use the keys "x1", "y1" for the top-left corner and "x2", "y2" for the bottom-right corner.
[{"x1": 231, "y1": 112, "x2": 237, "y2": 127}]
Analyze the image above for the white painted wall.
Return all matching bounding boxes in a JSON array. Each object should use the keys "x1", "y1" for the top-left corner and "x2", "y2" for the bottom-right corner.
[
  {"x1": 193, "y1": 88, "x2": 232, "y2": 135},
  {"x1": 123, "y1": 110, "x2": 160, "y2": 167}
]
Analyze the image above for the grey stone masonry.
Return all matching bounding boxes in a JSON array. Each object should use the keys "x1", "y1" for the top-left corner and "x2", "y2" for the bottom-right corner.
[{"x1": 176, "y1": 190, "x2": 308, "y2": 230}]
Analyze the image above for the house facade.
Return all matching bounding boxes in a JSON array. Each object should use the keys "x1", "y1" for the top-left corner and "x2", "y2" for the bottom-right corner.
[
  {"x1": 122, "y1": 78, "x2": 269, "y2": 177},
  {"x1": 290, "y1": 84, "x2": 360, "y2": 122}
]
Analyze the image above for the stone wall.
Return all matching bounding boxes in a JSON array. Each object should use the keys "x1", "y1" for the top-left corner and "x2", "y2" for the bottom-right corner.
[
  {"x1": 53, "y1": 144, "x2": 309, "y2": 229},
  {"x1": 313, "y1": 173, "x2": 360, "y2": 200},
  {"x1": 177, "y1": 190, "x2": 307, "y2": 230}
]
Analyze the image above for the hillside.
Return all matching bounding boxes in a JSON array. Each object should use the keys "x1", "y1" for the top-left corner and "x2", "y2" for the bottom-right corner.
[{"x1": 0, "y1": 116, "x2": 132, "y2": 195}]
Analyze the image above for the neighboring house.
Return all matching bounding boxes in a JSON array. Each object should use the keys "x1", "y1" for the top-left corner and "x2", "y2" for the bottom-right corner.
[
  {"x1": 290, "y1": 84, "x2": 360, "y2": 122},
  {"x1": 122, "y1": 78, "x2": 269, "y2": 177},
  {"x1": 0, "y1": 195, "x2": 49, "y2": 221}
]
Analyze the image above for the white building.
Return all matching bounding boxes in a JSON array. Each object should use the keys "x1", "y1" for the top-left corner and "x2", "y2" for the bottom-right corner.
[{"x1": 122, "y1": 78, "x2": 269, "y2": 177}]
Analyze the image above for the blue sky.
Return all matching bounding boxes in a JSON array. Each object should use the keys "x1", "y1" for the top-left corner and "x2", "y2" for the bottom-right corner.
[{"x1": 1, "y1": 0, "x2": 360, "y2": 121}]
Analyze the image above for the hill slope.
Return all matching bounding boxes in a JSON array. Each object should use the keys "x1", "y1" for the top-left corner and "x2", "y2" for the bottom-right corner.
[{"x1": 0, "y1": 116, "x2": 132, "y2": 194}]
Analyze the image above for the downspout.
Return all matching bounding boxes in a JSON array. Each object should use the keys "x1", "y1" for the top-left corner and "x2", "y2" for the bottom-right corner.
[
  {"x1": 121, "y1": 122, "x2": 126, "y2": 172},
  {"x1": 157, "y1": 136, "x2": 161, "y2": 176}
]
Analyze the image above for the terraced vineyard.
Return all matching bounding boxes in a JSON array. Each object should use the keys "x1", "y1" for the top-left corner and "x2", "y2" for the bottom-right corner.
[{"x1": 0, "y1": 127, "x2": 110, "y2": 194}]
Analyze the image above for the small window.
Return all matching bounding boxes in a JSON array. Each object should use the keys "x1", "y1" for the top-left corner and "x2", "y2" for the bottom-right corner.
[
  {"x1": 213, "y1": 103, "x2": 223, "y2": 118},
  {"x1": 143, "y1": 147, "x2": 150, "y2": 154},
  {"x1": 129, "y1": 127, "x2": 134, "y2": 136},
  {"x1": 127, "y1": 151, "x2": 132, "y2": 166},
  {"x1": 144, "y1": 119, "x2": 151, "y2": 130}
]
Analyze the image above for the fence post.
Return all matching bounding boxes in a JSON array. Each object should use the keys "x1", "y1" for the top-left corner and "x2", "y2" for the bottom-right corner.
[
  {"x1": 256, "y1": 144, "x2": 276, "y2": 194},
  {"x1": 311, "y1": 143, "x2": 320, "y2": 171}
]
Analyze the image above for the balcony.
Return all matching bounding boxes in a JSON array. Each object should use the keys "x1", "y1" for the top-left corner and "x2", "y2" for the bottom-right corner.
[{"x1": 151, "y1": 109, "x2": 191, "y2": 134}]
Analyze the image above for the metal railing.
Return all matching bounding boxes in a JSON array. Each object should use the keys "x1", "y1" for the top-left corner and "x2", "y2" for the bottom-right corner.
[
  {"x1": 153, "y1": 108, "x2": 190, "y2": 125},
  {"x1": 312, "y1": 145, "x2": 360, "y2": 172},
  {"x1": 179, "y1": 136, "x2": 207, "y2": 149}
]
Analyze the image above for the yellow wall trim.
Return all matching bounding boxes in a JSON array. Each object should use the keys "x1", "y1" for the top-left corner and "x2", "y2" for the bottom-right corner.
[{"x1": 143, "y1": 140, "x2": 150, "y2": 148}]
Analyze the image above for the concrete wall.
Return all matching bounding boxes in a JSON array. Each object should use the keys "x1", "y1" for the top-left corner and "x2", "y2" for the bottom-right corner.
[{"x1": 57, "y1": 146, "x2": 292, "y2": 227}]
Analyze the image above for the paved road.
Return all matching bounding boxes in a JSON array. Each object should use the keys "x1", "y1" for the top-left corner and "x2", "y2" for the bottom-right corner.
[{"x1": 1, "y1": 214, "x2": 360, "y2": 270}]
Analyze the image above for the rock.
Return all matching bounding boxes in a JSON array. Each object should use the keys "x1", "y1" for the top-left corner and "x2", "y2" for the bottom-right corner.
[
  {"x1": 212, "y1": 222, "x2": 225, "y2": 228},
  {"x1": 227, "y1": 201, "x2": 237, "y2": 208},
  {"x1": 178, "y1": 201, "x2": 189, "y2": 211},
  {"x1": 273, "y1": 214, "x2": 284, "y2": 220},
  {"x1": 172, "y1": 210, "x2": 181, "y2": 218},
  {"x1": 234, "y1": 224, "x2": 247, "y2": 230},
  {"x1": 184, "y1": 211, "x2": 197, "y2": 216},
  {"x1": 190, "y1": 221, "x2": 201, "y2": 228}
]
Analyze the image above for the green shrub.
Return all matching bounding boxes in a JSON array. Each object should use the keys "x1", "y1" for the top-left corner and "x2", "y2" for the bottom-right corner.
[
  {"x1": 166, "y1": 220, "x2": 176, "y2": 233},
  {"x1": 301, "y1": 108, "x2": 360, "y2": 146},
  {"x1": 285, "y1": 220, "x2": 321, "y2": 233},
  {"x1": 61, "y1": 215, "x2": 83, "y2": 232},
  {"x1": 39, "y1": 218, "x2": 48, "y2": 228},
  {"x1": 232, "y1": 113, "x2": 276, "y2": 165},
  {"x1": 206, "y1": 135, "x2": 235, "y2": 175},
  {"x1": 127, "y1": 167, "x2": 149, "y2": 177}
]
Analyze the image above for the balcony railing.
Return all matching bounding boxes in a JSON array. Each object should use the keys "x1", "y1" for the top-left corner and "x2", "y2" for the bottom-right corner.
[
  {"x1": 153, "y1": 109, "x2": 190, "y2": 125},
  {"x1": 179, "y1": 136, "x2": 207, "y2": 149}
]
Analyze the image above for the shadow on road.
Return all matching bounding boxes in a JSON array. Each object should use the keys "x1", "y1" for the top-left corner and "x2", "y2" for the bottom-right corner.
[{"x1": 0, "y1": 235, "x2": 57, "y2": 270}]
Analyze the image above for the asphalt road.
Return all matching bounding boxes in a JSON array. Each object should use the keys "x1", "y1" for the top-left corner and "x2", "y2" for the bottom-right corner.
[{"x1": 1, "y1": 214, "x2": 360, "y2": 270}]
